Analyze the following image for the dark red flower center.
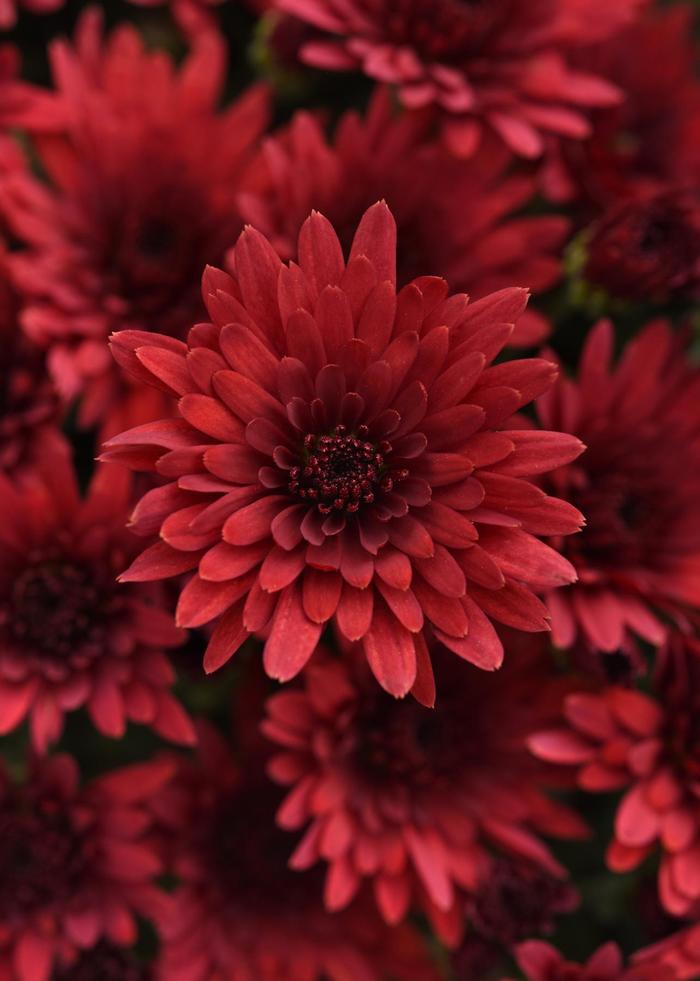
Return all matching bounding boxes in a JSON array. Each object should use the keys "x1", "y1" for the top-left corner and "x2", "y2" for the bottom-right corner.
[
  {"x1": 0, "y1": 800, "x2": 87, "y2": 920},
  {"x1": 468, "y1": 859, "x2": 574, "y2": 945},
  {"x1": 381, "y1": 0, "x2": 506, "y2": 64},
  {"x1": 289, "y1": 425, "x2": 407, "y2": 515},
  {"x1": 585, "y1": 191, "x2": 700, "y2": 298},
  {"x1": 4, "y1": 555, "x2": 116, "y2": 662},
  {"x1": 350, "y1": 671, "x2": 483, "y2": 787},
  {"x1": 91, "y1": 172, "x2": 232, "y2": 335},
  {"x1": 52, "y1": 943, "x2": 145, "y2": 981},
  {"x1": 562, "y1": 463, "x2": 675, "y2": 575}
]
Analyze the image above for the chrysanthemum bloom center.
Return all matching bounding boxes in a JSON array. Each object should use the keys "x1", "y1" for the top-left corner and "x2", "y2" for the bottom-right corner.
[
  {"x1": 0, "y1": 801, "x2": 86, "y2": 920},
  {"x1": 468, "y1": 859, "x2": 574, "y2": 945},
  {"x1": 351, "y1": 686, "x2": 471, "y2": 787},
  {"x1": 564, "y1": 467, "x2": 668, "y2": 574},
  {"x1": 6, "y1": 554, "x2": 116, "y2": 660},
  {"x1": 52, "y1": 943, "x2": 145, "y2": 981},
  {"x1": 289, "y1": 425, "x2": 407, "y2": 515}
]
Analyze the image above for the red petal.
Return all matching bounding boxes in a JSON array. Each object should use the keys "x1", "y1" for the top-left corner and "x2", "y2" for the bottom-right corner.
[
  {"x1": 203, "y1": 603, "x2": 249, "y2": 673},
  {"x1": 363, "y1": 603, "x2": 417, "y2": 697},
  {"x1": 349, "y1": 201, "x2": 396, "y2": 287},
  {"x1": 302, "y1": 569, "x2": 342, "y2": 623},
  {"x1": 264, "y1": 585, "x2": 322, "y2": 681},
  {"x1": 336, "y1": 584, "x2": 374, "y2": 641}
]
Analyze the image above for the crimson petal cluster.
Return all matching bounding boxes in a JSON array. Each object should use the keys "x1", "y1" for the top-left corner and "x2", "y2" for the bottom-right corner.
[
  {"x1": 0, "y1": 437, "x2": 193, "y2": 751},
  {"x1": 537, "y1": 318, "x2": 700, "y2": 653},
  {"x1": 0, "y1": 10, "x2": 268, "y2": 436},
  {"x1": 150, "y1": 723, "x2": 438, "y2": 981},
  {"x1": 530, "y1": 633, "x2": 700, "y2": 920},
  {"x1": 103, "y1": 202, "x2": 584, "y2": 698},
  {"x1": 263, "y1": 639, "x2": 586, "y2": 945},
  {"x1": 239, "y1": 87, "x2": 569, "y2": 346},
  {"x1": 275, "y1": 0, "x2": 643, "y2": 158},
  {"x1": 0, "y1": 754, "x2": 170, "y2": 981}
]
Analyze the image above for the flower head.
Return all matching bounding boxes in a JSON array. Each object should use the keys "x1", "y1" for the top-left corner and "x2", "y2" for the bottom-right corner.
[
  {"x1": 152, "y1": 723, "x2": 438, "y2": 981},
  {"x1": 274, "y1": 0, "x2": 642, "y2": 158},
  {"x1": 542, "y1": 6, "x2": 700, "y2": 206},
  {"x1": 0, "y1": 438, "x2": 193, "y2": 751},
  {"x1": 584, "y1": 186, "x2": 700, "y2": 301},
  {"x1": 103, "y1": 202, "x2": 584, "y2": 698},
  {"x1": 240, "y1": 89, "x2": 569, "y2": 346},
  {"x1": 263, "y1": 639, "x2": 586, "y2": 944},
  {"x1": 0, "y1": 753, "x2": 170, "y2": 981},
  {"x1": 536, "y1": 318, "x2": 700, "y2": 653},
  {"x1": 465, "y1": 858, "x2": 577, "y2": 949},
  {"x1": 506, "y1": 940, "x2": 674, "y2": 981},
  {"x1": 0, "y1": 10, "x2": 268, "y2": 435},
  {"x1": 530, "y1": 631, "x2": 700, "y2": 919}
]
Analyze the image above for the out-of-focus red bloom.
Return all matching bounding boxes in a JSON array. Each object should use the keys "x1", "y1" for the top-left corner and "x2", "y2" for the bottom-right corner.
[
  {"x1": 103, "y1": 202, "x2": 584, "y2": 699},
  {"x1": 0, "y1": 243, "x2": 61, "y2": 474},
  {"x1": 240, "y1": 90, "x2": 569, "y2": 347},
  {"x1": 465, "y1": 858, "x2": 577, "y2": 948},
  {"x1": 151, "y1": 723, "x2": 439, "y2": 981},
  {"x1": 583, "y1": 186, "x2": 700, "y2": 301},
  {"x1": 505, "y1": 940, "x2": 675, "y2": 981},
  {"x1": 0, "y1": 753, "x2": 171, "y2": 981},
  {"x1": 263, "y1": 640, "x2": 586, "y2": 944},
  {"x1": 274, "y1": 0, "x2": 642, "y2": 158},
  {"x1": 541, "y1": 6, "x2": 700, "y2": 206},
  {"x1": 0, "y1": 10, "x2": 268, "y2": 437},
  {"x1": 0, "y1": 438, "x2": 193, "y2": 752},
  {"x1": 537, "y1": 319, "x2": 700, "y2": 653},
  {"x1": 531, "y1": 632, "x2": 700, "y2": 918},
  {"x1": 0, "y1": 0, "x2": 62, "y2": 29}
]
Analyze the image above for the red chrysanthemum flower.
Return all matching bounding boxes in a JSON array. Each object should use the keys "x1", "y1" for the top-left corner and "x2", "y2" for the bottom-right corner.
[
  {"x1": 530, "y1": 632, "x2": 700, "y2": 919},
  {"x1": 0, "y1": 10, "x2": 268, "y2": 437},
  {"x1": 103, "y1": 202, "x2": 584, "y2": 698},
  {"x1": 464, "y1": 858, "x2": 577, "y2": 949},
  {"x1": 583, "y1": 186, "x2": 700, "y2": 301},
  {"x1": 541, "y1": 6, "x2": 700, "y2": 206},
  {"x1": 0, "y1": 753, "x2": 170, "y2": 981},
  {"x1": 262, "y1": 639, "x2": 586, "y2": 945},
  {"x1": 536, "y1": 318, "x2": 700, "y2": 653},
  {"x1": 505, "y1": 940, "x2": 675, "y2": 981},
  {"x1": 0, "y1": 243, "x2": 61, "y2": 474},
  {"x1": 239, "y1": 89, "x2": 569, "y2": 347},
  {"x1": 151, "y1": 723, "x2": 439, "y2": 981},
  {"x1": 0, "y1": 438, "x2": 193, "y2": 752},
  {"x1": 0, "y1": 0, "x2": 62, "y2": 28},
  {"x1": 273, "y1": 0, "x2": 642, "y2": 158}
]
